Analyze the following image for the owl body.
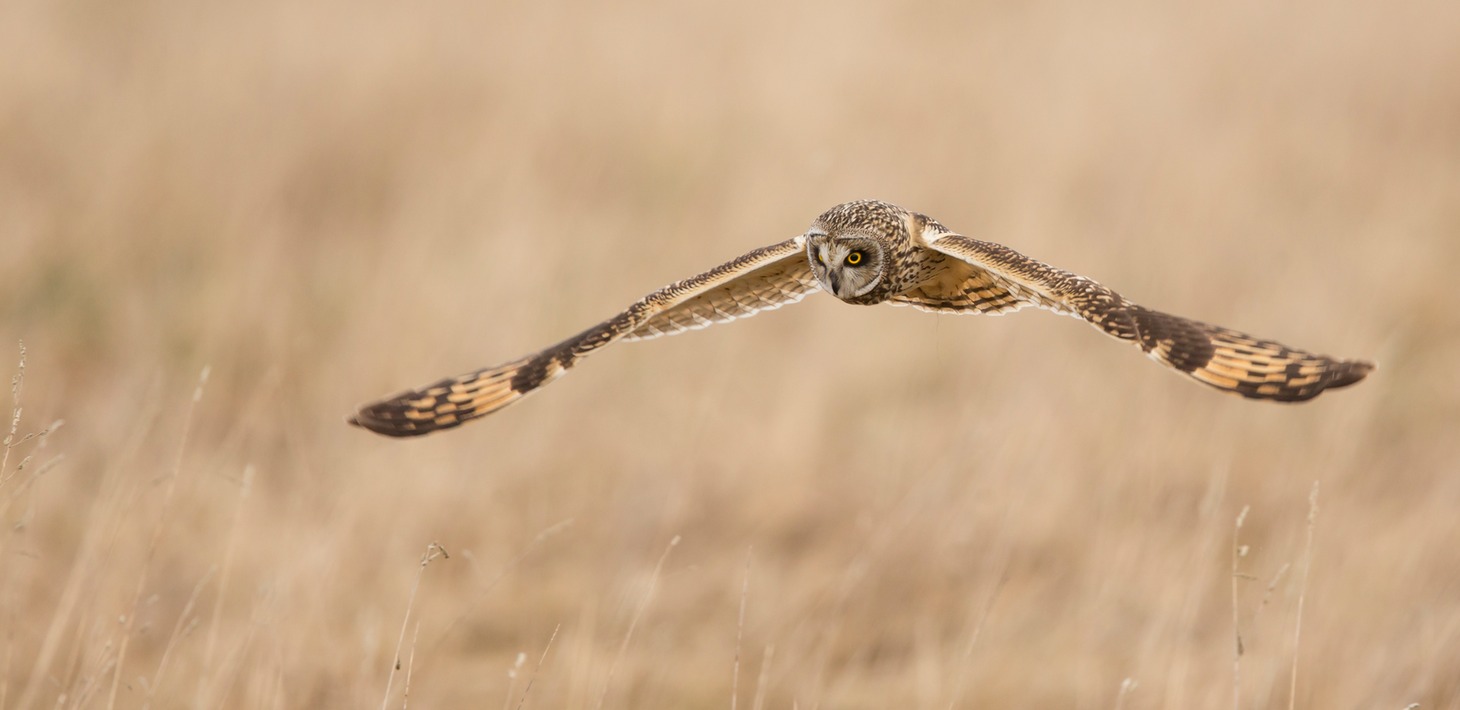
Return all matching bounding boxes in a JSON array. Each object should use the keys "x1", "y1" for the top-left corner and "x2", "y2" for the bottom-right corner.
[{"x1": 351, "y1": 200, "x2": 1374, "y2": 436}]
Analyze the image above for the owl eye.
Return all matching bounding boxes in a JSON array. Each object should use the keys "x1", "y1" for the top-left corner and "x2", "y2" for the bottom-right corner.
[{"x1": 845, "y1": 251, "x2": 864, "y2": 266}]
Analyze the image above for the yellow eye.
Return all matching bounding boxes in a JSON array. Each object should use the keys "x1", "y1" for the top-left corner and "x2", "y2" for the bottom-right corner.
[{"x1": 846, "y1": 251, "x2": 864, "y2": 266}]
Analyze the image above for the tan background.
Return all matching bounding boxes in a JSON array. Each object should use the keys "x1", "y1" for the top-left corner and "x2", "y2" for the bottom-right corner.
[{"x1": 2, "y1": 0, "x2": 1457, "y2": 707}]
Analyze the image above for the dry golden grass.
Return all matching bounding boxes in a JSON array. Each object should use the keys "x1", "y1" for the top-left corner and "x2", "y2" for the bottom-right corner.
[{"x1": 2, "y1": 0, "x2": 1458, "y2": 707}]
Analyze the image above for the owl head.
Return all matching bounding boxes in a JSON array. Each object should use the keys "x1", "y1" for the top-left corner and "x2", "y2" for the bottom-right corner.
[
  {"x1": 805, "y1": 200, "x2": 906, "y2": 301},
  {"x1": 805, "y1": 233, "x2": 885, "y2": 299}
]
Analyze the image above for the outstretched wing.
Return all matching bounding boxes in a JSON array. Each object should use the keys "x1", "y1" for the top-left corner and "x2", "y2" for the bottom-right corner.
[
  {"x1": 923, "y1": 234, "x2": 1374, "y2": 402},
  {"x1": 349, "y1": 236, "x2": 817, "y2": 436},
  {"x1": 621, "y1": 244, "x2": 820, "y2": 341}
]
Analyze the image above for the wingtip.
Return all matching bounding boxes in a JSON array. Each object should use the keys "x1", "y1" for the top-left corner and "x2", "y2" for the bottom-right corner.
[
  {"x1": 347, "y1": 408, "x2": 402, "y2": 436},
  {"x1": 1333, "y1": 359, "x2": 1376, "y2": 389},
  {"x1": 346, "y1": 405, "x2": 440, "y2": 438}
]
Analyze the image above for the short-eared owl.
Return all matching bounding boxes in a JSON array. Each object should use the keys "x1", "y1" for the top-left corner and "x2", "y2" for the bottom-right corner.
[{"x1": 351, "y1": 200, "x2": 1373, "y2": 437}]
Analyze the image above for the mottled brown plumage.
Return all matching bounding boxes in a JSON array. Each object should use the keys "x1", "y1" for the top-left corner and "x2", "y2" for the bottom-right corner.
[{"x1": 350, "y1": 200, "x2": 1373, "y2": 436}]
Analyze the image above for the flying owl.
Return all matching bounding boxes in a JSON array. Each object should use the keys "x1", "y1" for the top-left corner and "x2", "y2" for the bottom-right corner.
[{"x1": 350, "y1": 200, "x2": 1373, "y2": 437}]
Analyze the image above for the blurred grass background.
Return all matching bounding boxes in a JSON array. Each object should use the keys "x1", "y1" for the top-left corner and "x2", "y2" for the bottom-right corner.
[{"x1": 1, "y1": 0, "x2": 1457, "y2": 707}]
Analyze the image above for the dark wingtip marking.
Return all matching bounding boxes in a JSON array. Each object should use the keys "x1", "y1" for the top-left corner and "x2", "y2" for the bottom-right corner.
[
  {"x1": 349, "y1": 356, "x2": 541, "y2": 438},
  {"x1": 349, "y1": 406, "x2": 438, "y2": 437},
  {"x1": 1227, "y1": 356, "x2": 1375, "y2": 403},
  {"x1": 348, "y1": 393, "x2": 447, "y2": 438}
]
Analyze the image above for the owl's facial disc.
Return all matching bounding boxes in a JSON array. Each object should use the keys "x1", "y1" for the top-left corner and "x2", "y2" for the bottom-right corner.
[{"x1": 808, "y1": 235, "x2": 884, "y2": 300}]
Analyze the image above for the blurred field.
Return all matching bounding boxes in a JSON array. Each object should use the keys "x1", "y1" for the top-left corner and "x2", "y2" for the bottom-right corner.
[{"x1": 2, "y1": 0, "x2": 1458, "y2": 707}]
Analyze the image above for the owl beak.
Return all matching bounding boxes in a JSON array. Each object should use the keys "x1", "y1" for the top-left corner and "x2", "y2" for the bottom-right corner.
[{"x1": 826, "y1": 271, "x2": 843, "y2": 295}]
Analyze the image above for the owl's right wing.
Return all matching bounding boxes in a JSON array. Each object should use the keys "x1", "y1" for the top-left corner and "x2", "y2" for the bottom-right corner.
[
  {"x1": 922, "y1": 233, "x2": 1374, "y2": 402},
  {"x1": 620, "y1": 240, "x2": 820, "y2": 341},
  {"x1": 349, "y1": 236, "x2": 818, "y2": 437}
]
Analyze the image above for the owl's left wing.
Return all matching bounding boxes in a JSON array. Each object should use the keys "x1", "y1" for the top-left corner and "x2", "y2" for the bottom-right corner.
[
  {"x1": 923, "y1": 233, "x2": 1374, "y2": 402},
  {"x1": 349, "y1": 236, "x2": 817, "y2": 436}
]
